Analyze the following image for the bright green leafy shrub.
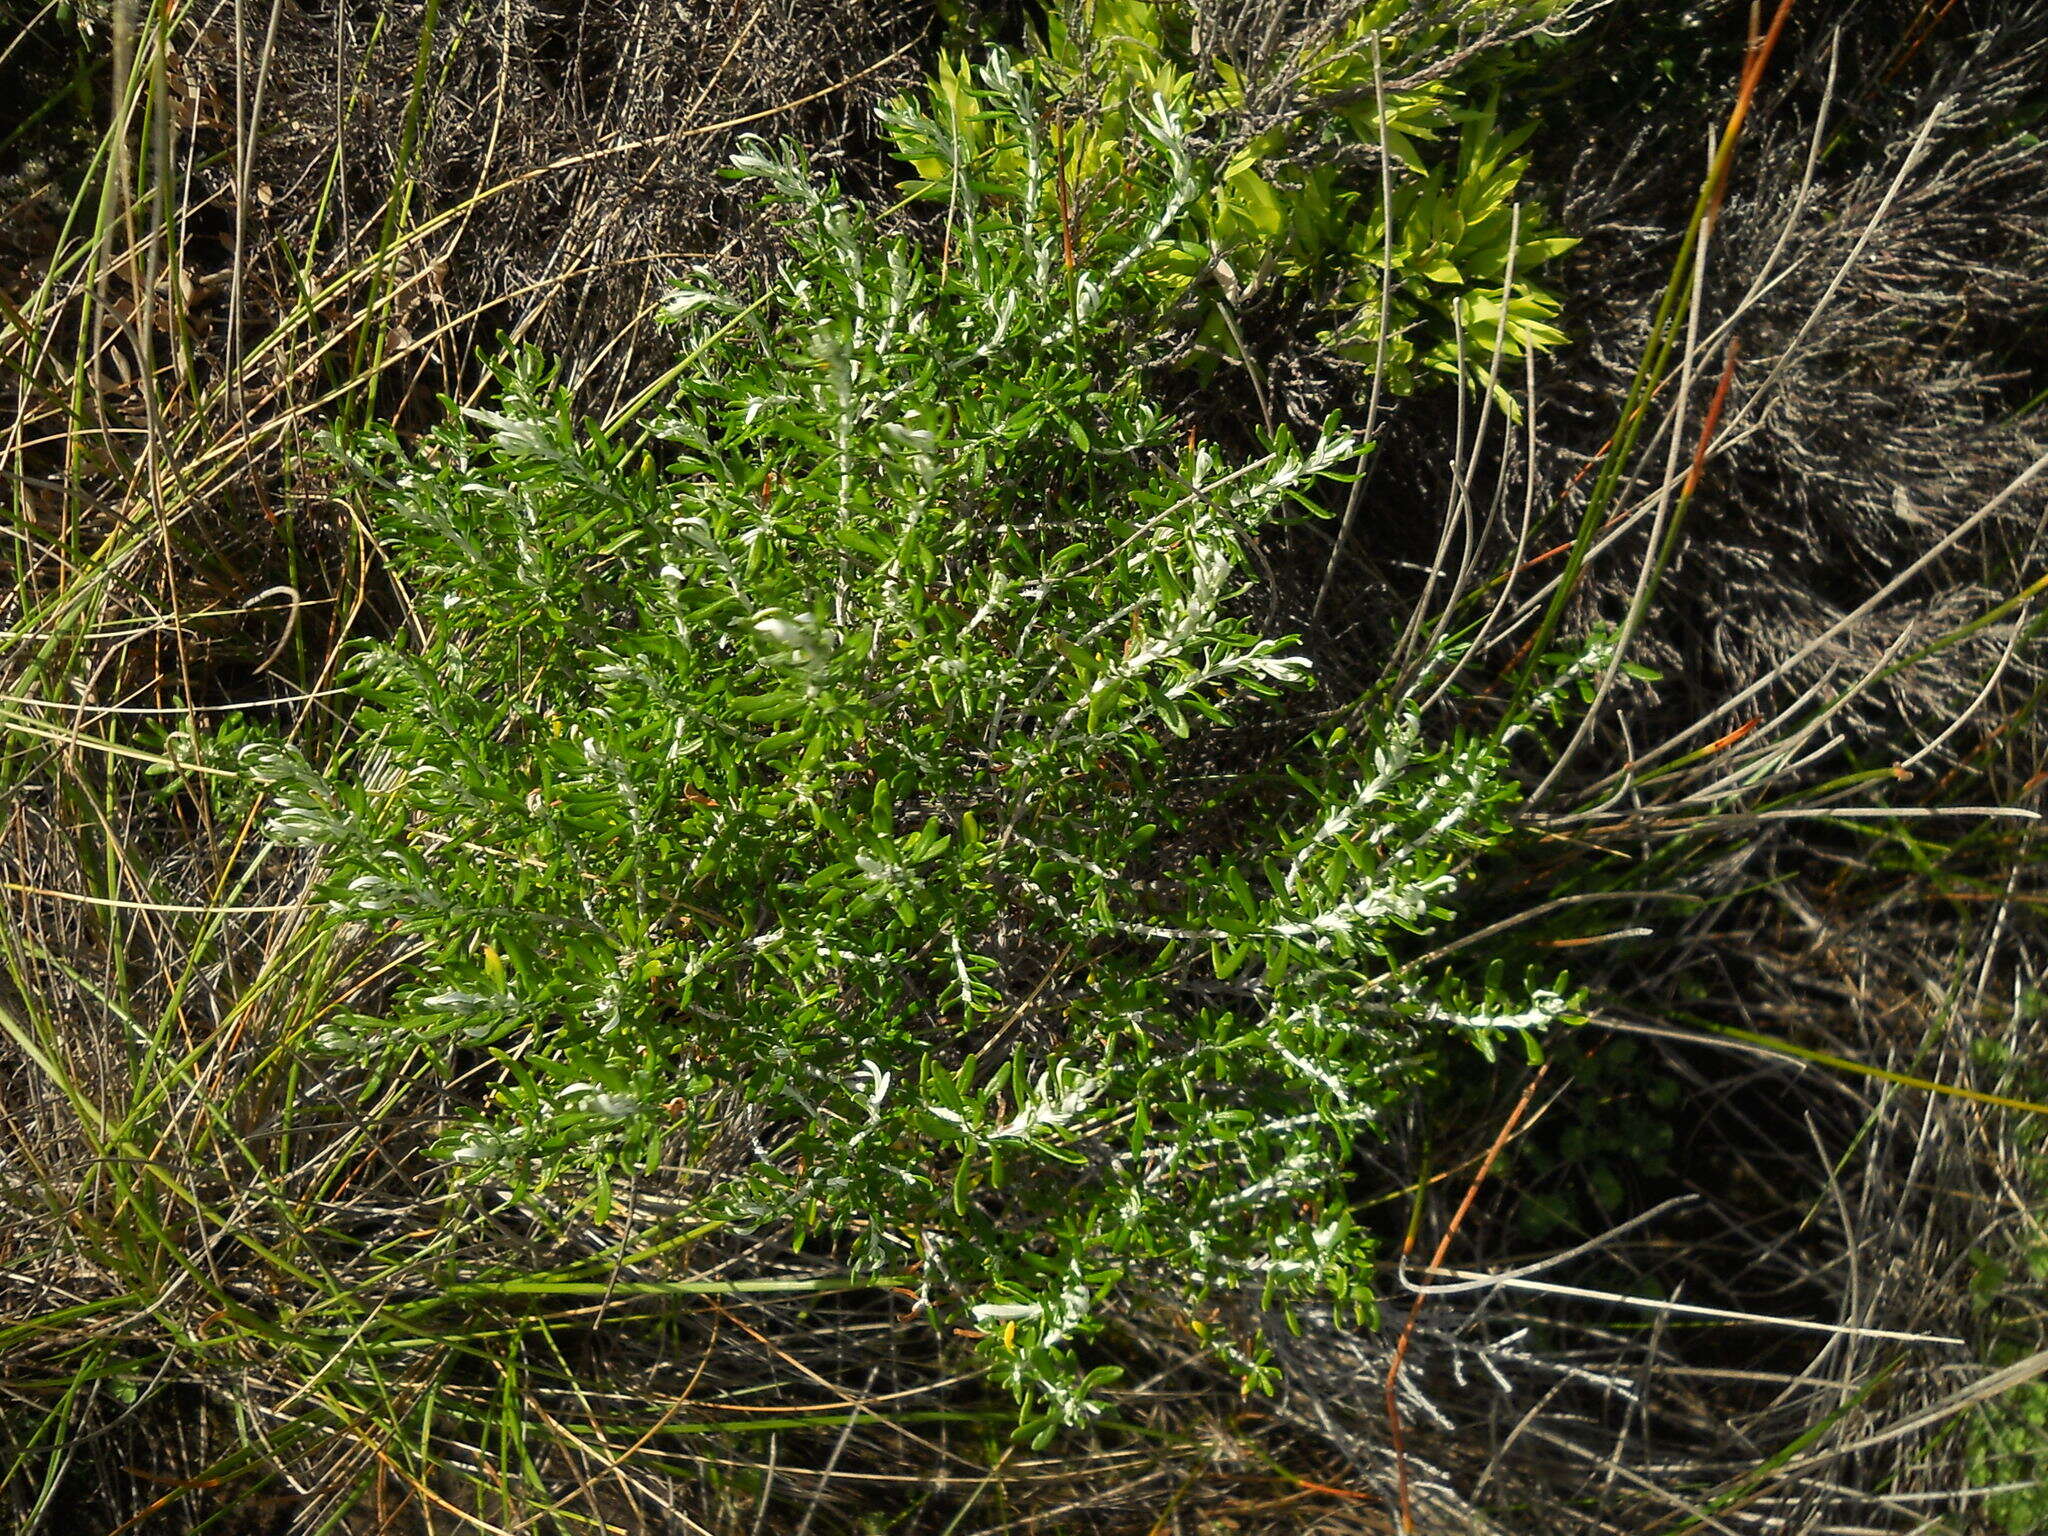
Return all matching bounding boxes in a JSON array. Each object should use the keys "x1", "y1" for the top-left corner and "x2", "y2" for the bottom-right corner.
[
  {"x1": 253, "y1": 54, "x2": 1585, "y2": 1437},
  {"x1": 905, "y1": 0, "x2": 1577, "y2": 399}
]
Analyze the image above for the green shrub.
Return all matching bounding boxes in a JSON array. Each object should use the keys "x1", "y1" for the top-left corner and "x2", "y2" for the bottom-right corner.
[
  {"x1": 252, "y1": 52, "x2": 1587, "y2": 1438},
  {"x1": 1964, "y1": 1018, "x2": 2048, "y2": 1532},
  {"x1": 1967, "y1": 1369, "x2": 2048, "y2": 1534},
  {"x1": 907, "y1": 0, "x2": 1577, "y2": 399}
]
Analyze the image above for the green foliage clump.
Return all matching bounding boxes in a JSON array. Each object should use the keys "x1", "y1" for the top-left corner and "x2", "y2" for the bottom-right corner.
[
  {"x1": 1510, "y1": 1037, "x2": 1679, "y2": 1243},
  {"x1": 1964, "y1": 1019, "x2": 2048, "y2": 1532},
  {"x1": 906, "y1": 0, "x2": 1576, "y2": 399},
  {"x1": 253, "y1": 55, "x2": 1583, "y2": 1435},
  {"x1": 1967, "y1": 1368, "x2": 2048, "y2": 1534}
]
